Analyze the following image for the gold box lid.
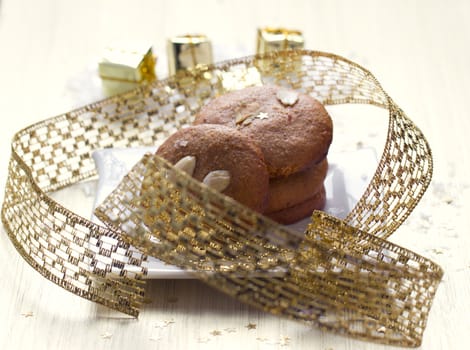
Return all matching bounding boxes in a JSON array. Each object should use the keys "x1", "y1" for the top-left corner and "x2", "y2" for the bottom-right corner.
[
  {"x1": 167, "y1": 34, "x2": 213, "y2": 75},
  {"x1": 257, "y1": 27, "x2": 304, "y2": 54},
  {"x1": 98, "y1": 43, "x2": 156, "y2": 83}
]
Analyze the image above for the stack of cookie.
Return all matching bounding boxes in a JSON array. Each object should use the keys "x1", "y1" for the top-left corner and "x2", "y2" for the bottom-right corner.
[{"x1": 153, "y1": 85, "x2": 333, "y2": 224}]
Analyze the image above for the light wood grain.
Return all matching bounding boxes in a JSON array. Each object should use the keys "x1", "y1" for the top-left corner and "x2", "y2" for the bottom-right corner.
[{"x1": 1, "y1": 0, "x2": 469, "y2": 349}]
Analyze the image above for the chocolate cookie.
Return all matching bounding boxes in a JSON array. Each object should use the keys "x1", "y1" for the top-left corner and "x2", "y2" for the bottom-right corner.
[
  {"x1": 154, "y1": 124, "x2": 269, "y2": 212},
  {"x1": 266, "y1": 159, "x2": 328, "y2": 213},
  {"x1": 265, "y1": 186, "x2": 326, "y2": 224},
  {"x1": 194, "y1": 85, "x2": 333, "y2": 177}
]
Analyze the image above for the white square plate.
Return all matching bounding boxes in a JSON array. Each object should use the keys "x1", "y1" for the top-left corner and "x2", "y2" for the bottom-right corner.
[{"x1": 92, "y1": 146, "x2": 378, "y2": 279}]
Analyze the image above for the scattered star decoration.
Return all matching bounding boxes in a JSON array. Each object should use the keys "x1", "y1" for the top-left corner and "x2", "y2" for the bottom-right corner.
[
  {"x1": 255, "y1": 112, "x2": 269, "y2": 120},
  {"x1": 246, "y1": 322, "x2": 257, "y2": 330},
  {"x1": 100, "y1": 332, "x2": 113, "y2": 339}
]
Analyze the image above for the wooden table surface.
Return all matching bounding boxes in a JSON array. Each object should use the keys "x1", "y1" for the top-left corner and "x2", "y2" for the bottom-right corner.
[{"x1": 1, "y1": 0, "x2": 469, "y2": 349}]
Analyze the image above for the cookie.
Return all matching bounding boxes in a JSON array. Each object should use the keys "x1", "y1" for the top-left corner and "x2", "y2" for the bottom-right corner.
[
  {"x1": 154, "y1": 124, "x2": 269, "y2": 212},
  {"x1": 266, "y1": 159, "x2": 328, "y2": 213},
  {"x1": 265, "y1": 186, "x2": 326, "y2": 224},
  {"x1": 194, "y1": 85, "x2": 333, "y2": 177}
]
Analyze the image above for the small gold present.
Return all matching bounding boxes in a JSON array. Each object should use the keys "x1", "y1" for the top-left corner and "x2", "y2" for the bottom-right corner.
[
  {"x1": 167, "y1": 34, "x2": 213, "y2": 75},
  {"x1": 98, "y1": 43, "x2": 157, "y2": 96},
  {"x1": 256, "y1": 27, "x2": 304, "y2": 54}
]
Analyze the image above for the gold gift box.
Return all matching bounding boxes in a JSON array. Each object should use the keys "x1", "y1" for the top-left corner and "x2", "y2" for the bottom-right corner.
[
  {"x1": 98, "y1": 44, "x2": 157, "y2": 96},
  {"x1": 256, "y1": 27, "x2": 304, "y2": 54},
  {"x1": 167, "y1": 34, "x2": 213, "y2": 75}
]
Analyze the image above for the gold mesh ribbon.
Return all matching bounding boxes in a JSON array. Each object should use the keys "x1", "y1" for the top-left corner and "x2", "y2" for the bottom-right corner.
[{"x1": 1, "y1": 50, "x2": 443, "y2": 347}]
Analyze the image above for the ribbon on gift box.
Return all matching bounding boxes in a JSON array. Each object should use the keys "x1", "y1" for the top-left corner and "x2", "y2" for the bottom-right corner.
[{"x1": 1, "y1": 50, "x2": 443, "y2": 347}]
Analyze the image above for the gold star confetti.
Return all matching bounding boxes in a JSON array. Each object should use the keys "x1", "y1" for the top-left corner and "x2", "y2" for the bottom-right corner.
[
  {"x1": 279, "y1": 335, "x2": 291, "y2": 346},
  {"x1": 210, "y1": 330, "x2": 222, "y2": 336},
  {"x1": 154, "y1": 321, "x2": 165, "y2": 329},
  {"x1": 100, "y1": 332, "x2": 113, "y2": 339},
  {"x1": 197, "y1": 336, "x2": 211, "y2": 343},
  {"x1": 154, "y1": 319, "x2": 175, "y2": 329},
  {"x1": 245, "y1": 322, "x2": 257, "y2": 330},
  {"x1": 21, "y1": 311, "x2": 34, "y2": 318}
]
